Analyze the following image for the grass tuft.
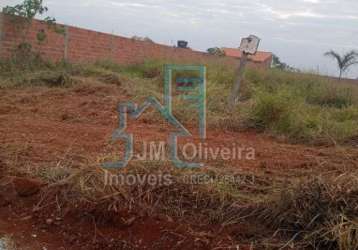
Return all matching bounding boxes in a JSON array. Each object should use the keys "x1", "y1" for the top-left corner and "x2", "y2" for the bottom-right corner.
[{"x1": 258, "y1": 173, "x2": 358, "y2": 249}]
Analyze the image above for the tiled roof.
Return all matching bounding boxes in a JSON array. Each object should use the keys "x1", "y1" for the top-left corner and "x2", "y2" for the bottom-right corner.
[{"x1": 222, "y1": 48, "x2": 273, "y2": 63}]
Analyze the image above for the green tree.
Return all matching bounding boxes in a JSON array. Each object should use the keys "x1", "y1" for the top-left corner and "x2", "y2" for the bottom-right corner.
[
  {"x1": 131, "y1": 36, "x2": 154, "y2": 43},
  {"x1": 207, "y1": 47, "x2": 225, "y2": 56},
  {"x1": 324, "y1": 50, "x2": 358, "y2": 79},
  {"x1": 272, "y1": 54, "x2": 287, "y2": 70},
  {"x1": 3, "y1": 0, "x2": 54, "y2": 23},
  {"x1": 3, "y1": 0, "x2": 58, "y2": 39},
  {"x1": 3, "y1": 0, "x2": 62, "y2": 63},
  {"x1": 272, "y1": 54, "x2": 298, "y2": 72}
]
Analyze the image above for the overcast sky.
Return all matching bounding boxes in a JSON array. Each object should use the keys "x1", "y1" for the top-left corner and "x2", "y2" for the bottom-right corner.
[{"x1": 1, "y1": 0, "x2": 358, "y2": 78}]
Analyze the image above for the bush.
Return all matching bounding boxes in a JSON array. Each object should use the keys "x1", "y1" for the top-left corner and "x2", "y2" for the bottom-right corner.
[
  {"x1": 248, "y1": 87, "x2": 297, "y2": 130},
  {"x1": 305, "y1": 84, "x2": 353, "y2": 108},
  {"x1": 246, "y1": 69, "x2": 354, "y2": 108},
  {"x1": 242, "y1": 69, "x2": 358, "y2": 144}
]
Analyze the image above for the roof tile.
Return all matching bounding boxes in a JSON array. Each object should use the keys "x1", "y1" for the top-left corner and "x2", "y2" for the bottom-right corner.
[{"x1": 222, "y1": 48, "x2": 272, "y2": 63}]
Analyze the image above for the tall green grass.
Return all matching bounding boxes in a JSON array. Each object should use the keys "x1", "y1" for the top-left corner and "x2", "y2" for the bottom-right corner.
[
  {"x1": 1, "y1": 58, "x2": 357, "y2": 144},
  {"x1": 243, "y1": 69, "x2": 358, "y2": 144}
]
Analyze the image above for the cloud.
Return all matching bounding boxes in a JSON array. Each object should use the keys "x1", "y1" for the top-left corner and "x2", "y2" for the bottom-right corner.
[
  {"x1": 302, "y1": 0, "x2": 320, "y2": 3},
  {"x1": 262, "y1": 7, "x2": 325, "y2": 19},
  {"x1": 0, "y1": 0, "x2": 357, "y2": 77}
]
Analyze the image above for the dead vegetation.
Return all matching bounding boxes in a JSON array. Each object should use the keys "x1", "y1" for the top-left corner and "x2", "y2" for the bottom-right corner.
[
  {"x1": 21, "y1": 157, "x2": 357, "y2": 249},
  {"x1": 33, "y1": 164, "x2": 268, "y2": 224},
  {"x1": 258, "y1": 172, "x2": 358, "y2": 250}
]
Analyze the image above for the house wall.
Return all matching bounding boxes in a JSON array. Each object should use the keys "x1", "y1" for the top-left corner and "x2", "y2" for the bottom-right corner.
[
  {"x1": 0, "y1": 14, "x2": 271, "y2": 69},
  {"x1": 249, "y1": 57, "x2": 273, "y2": 70}
]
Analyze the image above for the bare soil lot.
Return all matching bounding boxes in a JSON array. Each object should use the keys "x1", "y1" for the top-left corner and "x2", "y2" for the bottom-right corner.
[{"x1": 0, "y1": 82, "x2": 357, "y2": 249}]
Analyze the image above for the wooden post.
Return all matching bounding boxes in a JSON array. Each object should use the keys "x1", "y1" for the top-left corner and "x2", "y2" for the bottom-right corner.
[
  {"x1": 228, "y1": 52, "x2": 248, "y2": 109},
  {"x1": 64, "y1": 26, "x2": 69, "y2": 61}
]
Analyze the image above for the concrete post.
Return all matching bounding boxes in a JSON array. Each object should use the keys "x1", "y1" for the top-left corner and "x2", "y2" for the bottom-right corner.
[
  {"x1": 64, "y1": 26, "x2": 69, "y2": 61},
  {"x1": 228, "y1": 52, "x2": 248, "y2": 109}
]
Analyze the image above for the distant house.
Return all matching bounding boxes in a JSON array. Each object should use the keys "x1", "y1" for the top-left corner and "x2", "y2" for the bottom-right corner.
[{"x1": 222, "y1": 48, "x2": 273, "y2": 70}]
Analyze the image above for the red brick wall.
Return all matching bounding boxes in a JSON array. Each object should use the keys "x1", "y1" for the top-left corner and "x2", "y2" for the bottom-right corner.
[
  {"x1": 0, "y1": 13, "x2": 270, "y2": 70},
  {"x1": 249, "y1": 57, "x2": 273, "y2": 70},
  {"x1": 0, "y1": 13, "x2": 65, "y2": 61}
]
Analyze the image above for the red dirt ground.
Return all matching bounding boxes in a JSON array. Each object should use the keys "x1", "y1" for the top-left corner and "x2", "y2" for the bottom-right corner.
[{"x1": 0, "y1": 83, "x2": 357, "y2": 249}]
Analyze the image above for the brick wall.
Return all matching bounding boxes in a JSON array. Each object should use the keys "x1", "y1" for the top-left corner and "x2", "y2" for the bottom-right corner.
[
  {"x1": 0, "y1": 13, "x2": 3, "y2": 57},
  {"x1": 0, "y1": 13, "x2": 66, "y2": 61},
  {"x1": 0, "y1": 13, "x2": 269, "y2": 69}
]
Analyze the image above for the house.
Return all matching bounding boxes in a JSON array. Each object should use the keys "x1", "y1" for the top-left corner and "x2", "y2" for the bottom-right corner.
[{"x1": 222, "y1": 48, "x2": 273, "y2": 70}]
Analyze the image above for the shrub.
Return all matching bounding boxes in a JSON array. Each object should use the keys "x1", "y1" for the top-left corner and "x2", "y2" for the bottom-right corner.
[
  {"x1": 305, "y1": 84, "x2": 353, "y2": 108},
  {"x1": 242, "y1": 69, "x2": 358, "y2": 144},
  {"x1": 248, "y1": 87, "x2": 296, "y2": 130}
]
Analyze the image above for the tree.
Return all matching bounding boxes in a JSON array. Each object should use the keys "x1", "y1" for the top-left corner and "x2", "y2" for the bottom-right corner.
[
  {"x1": 3, "y1": 0, "x2": 58, "y2": 38},
  {"x1": 324, "y1": 50, "x2": 358, "y2": 79},
  {"x1": 272, "y1": 54, "x2": 286, "y2": 70},
  {"x1": 131, "y1": 36, "x2": 154, "y2": 43},
  {"x1": 207, "y1": 47, "x2": 225, "y2": 56},
  {"x1": 3, "y1": 0, "x2": 54, "y2": 23},
  {"x1": 3, "y1": 0, "x2": 62, "y2": 62},
  {"x1": 271, "y1": 54, "x2": 298, "y2": 72}
]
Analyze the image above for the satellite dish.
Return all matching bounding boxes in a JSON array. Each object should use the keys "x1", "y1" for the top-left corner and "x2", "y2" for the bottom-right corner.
[{"x1": 239, "y1": 35, "x2": 261, "y2": 55}]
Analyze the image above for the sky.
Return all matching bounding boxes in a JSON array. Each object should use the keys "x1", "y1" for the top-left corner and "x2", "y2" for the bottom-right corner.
[{"x1": 1, "y1": 0, "x2": 358, "y2": 78}]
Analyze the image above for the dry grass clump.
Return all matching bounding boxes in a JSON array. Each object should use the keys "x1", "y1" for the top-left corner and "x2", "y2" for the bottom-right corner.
[
  {"x1": 258, "y1": 172, "x2": 358, "y2": 249},
  {"x1": 34, "y1": 164, "x2": 274, "y2": 226},
  {"x1": 18, "y1": 162, "x2": 358, "y2": 249}
]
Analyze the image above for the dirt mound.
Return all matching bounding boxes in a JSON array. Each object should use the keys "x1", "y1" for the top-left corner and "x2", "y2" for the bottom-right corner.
[{"x1": 0, "y1": 176, "x2": 44, "y2": 206}]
